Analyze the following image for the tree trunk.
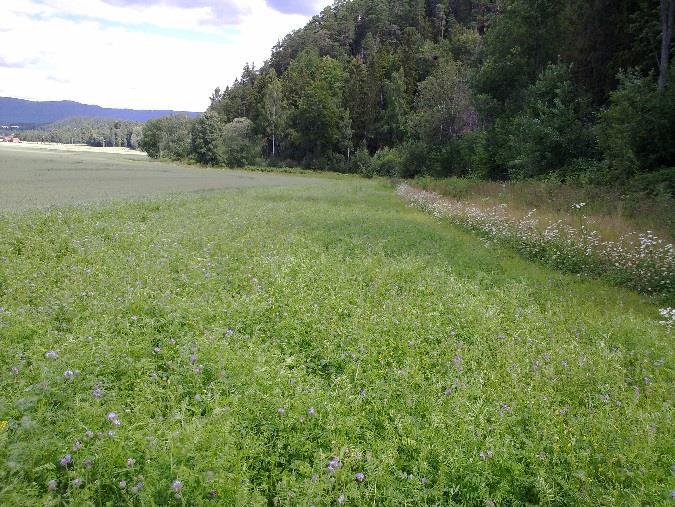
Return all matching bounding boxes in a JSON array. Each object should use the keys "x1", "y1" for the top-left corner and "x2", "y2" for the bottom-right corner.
[{"x1": 659, "y1": 0, "x2": 675, "y2": 90}]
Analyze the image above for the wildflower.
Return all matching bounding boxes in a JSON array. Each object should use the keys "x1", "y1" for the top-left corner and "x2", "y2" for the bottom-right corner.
[
  {"x1": 644, "y1": 376, "x2": 652, "y2": 386},
  {"x1": 10, "y1": 366, "x2": 19, "y2": 375},
  {"x1": 45, "y1": 350, "x2": 58, "y2": 359},
  {"x1": 194, "y1": 364, "x2": 204, "y2": 374},
  {"x1": 47, "y1": 479, "x2": 57, "y2": 492},
  {"x1": 500, "y1": 403, "x2": 512, "y2": 415},
  {"x1": 327, "y1": 457, "x2": 341, "y2": 473},
  {"x1": 60, "y1": 454, "x2": 73, "y2": 466},
  {"x1": 208, "y1": 490, "x2": 217, "y2": 499},
  {"x1": 338, "y1": 495, "x2": 345, "y2": 505},
  {"x1": 71, "y1": 478, "x2": 83, "y2": 487},
  {"x1": 153, "y1": 347, "x2": 161, "y2": 354},
  {"x1": 311, "y1": 474, "x2": 318, "y2": 482},
  {"x1": 444, "y1": 388, "x2": 453, "y2": 397},
  {"x1": 190, "y1": 354, "x2": 197, "y2": 364},
  {"x1": 277, "y1": 407, "x2": 286, "y2": 415},
  {"x1": 194, "y1": 394, "x2": 202, "y2": 401},
  {"x1": 127, "y1": 458, "x2": 135, "y2": 467},
  {"x1": 119, "y1": 480, "x2": 127, "y2": 490},
  {"x1": 72, "y1": 441, "x2": 82, "y2": 451},
  {"x1": 421, "y1": 477, "x2": 429, "y2": 485},
  {"x1": 83, "y1": 458, "x2": 93, "y2": 468},
  {"x1": 307, "y1": 407, "x2": 316, "y2": 416},
  {"x1": 480, "y1": 449, "x2": 493, "y2": 460},
  {"x1": 107, "y1": 412, "x2": 117, "y2": 421},
  {"x1": 355, "y1": 472, "x2": 365, "y2": 482},
  {"x1": 92, "y1": 388, "x2": 103, "y2": 399},
  {"x1": 169, "y1": 338, "x2": 176, "y2": 345},
  {"x1": 172, "y1": 480, "x2": 183, "y2": 492},
  {"x1": 130, "y1": 315, "x2": 138, "y2": 321},
  {"x1": 225, "y1": 329, "x2": 234, "y2": 338},
  {"x1": 108, "y1": 430, "x2": 115, "y2": 438}
]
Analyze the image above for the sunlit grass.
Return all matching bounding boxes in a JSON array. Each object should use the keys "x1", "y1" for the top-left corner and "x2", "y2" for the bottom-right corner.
[{"x1": 0, "y1": 178, "x2": 672, "y2": 505}]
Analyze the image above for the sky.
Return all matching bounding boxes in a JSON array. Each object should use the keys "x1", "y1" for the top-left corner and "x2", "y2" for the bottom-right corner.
[{"x1": 0, "y1": 0, "x2": 331, "y2": 112}]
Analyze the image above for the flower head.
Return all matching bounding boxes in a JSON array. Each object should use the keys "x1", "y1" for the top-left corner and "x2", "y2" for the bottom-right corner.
[
  {"x1": 45, "y1": 350, "x2": 58, "y2": 359},
  {"x1": 47, "y1": 479, "x2": 57, "y2": 492},
  {"x1": 60, "y1": 454, "x2": 72, "y2": 466},
  {"x1": 171, "y1": 480, "x2": 183, "y2": 492},
  {"x1": 355, "y1": 472, "x2": 365, "y2": 482}
]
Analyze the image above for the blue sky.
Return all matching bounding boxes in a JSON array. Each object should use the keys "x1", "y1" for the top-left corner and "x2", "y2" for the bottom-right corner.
[{"x1": 0, "y1": 0, "x2": 330, "y2": 111}]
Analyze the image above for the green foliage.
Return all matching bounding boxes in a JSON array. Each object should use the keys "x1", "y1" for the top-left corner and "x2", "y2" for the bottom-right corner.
[
  {"x1": 350, "y1": 144, "x2": 373, "y2": 177},
  {"x1": 371, "y1": 147, "x2": 403, "y2": 176},
  {"x1": 19, "y1": 118, "x2": 143, "y2": 149},
  {"x1": 140, "y1": 115, "x2": 194, "y2": 160},
  {"x1": 495, "y1": 64, "x2": 597, "y2": 180},
  {"x1": 597, "y1": 70, "x2": 675, "y2": 181}
]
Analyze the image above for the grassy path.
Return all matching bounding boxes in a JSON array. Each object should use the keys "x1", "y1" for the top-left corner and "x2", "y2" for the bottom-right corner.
[{"x1": 0, "y1": 179, "x2": 672, "y2": 505}]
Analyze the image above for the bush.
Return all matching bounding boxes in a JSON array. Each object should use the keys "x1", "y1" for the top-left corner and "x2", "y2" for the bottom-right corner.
[
  {"x1": 597, "y1": 70, "x2": 675, "y2": 181},
  {"x1": 496, "y1": 64, "x2": 596, "y2": 180},
  {"x1": 350, "y1": 145, "x2": 373, "y2": 177},
  {"x1": 371, "y1": 147, "x2": 403, "y2": 177},
  {"x1": 399, "y1": 141, "x2": 430, "y2": 178}
]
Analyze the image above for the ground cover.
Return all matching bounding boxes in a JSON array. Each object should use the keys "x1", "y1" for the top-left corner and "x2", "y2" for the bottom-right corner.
[
  {"x1": 0, "y1": 144, "x2": 323, "y2": 211},
  {"x1": 0, "y1": 168, "x2": 672, "y2": 505}
]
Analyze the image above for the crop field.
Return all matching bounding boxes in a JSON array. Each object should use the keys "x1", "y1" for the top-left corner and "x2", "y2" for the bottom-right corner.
[
  {"x1": 0, "y1": 144, "x2": 322, "y2": 211},
  {"x1": 0, "y1": 152, "x2": 673, "y2": 505}
]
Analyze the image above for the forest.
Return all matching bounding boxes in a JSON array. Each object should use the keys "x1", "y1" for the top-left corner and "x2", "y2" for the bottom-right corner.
[
  {"x1": 17, "y1": 118, "x2": 144, "y2": 149},
  {"x1": 141, "y1": 0, "x2": 675, "y2": 188}
]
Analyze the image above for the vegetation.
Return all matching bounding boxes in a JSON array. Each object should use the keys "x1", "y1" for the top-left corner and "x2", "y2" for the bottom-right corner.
[
  {"x1": 1, "y1": 177, "x2": 673, "y2": 505},
  {"x1": 17, "y1": 118, "x2": 144, "y2": 149},
  {"x1": 141, "y1": 0, "x2": 674, "y2": 187}
]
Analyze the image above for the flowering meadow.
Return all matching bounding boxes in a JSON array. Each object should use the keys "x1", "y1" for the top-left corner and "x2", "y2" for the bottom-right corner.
[
  {"x1": 0, "y1": 178, "x2": 673, "y2": 505},
  {"x1": 397, "y1": 184, "x2": 674, "y2": 300}
]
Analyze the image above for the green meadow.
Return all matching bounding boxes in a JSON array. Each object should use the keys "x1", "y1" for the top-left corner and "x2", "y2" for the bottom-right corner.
[{"x1": 0, "y1": 157, "x2": 672, "y2": 505}]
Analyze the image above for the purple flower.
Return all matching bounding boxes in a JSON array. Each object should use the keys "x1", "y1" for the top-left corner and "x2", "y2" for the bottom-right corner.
[
  {"x1": 119, "y1": 480, "x2": 127, "y2": 489},
  {"x1": 113, "y1": 418, "x2": 122, "y2": 427},
  {"x1": 85, "y1": 430, "x2": 94, "y2": 439},
  {"x1": 190, "y1": 354, "x2": 198, "y2": 364},
  {"x1": 421, "y1": 477, "x2": 429, "y2": 485},
  {"x1": 64, "y1": 370, "x2": 75, "y2": 380},
  {"x1": 72, "y1": 441, "x2": 82, "y2": 451},
  {"x1": 500, "y1": 403, "x2": 512, "y2": 415},
  {"x1": 327, "y1": 457, "x2": 341, "y2": 473},
  {"x1": 92, "y1": 388, "x2": 103, "y2": 399},
  {"x1": 107, "y1": 412, "x2": 117, "y2": 421},
  {"x1": 45, "y1": 350, "x2": 58, "y2": 359},
  {"x1": 108, "y1": 430, "x2": 116, "y2": 438},
  {"x1": 60, "y1": 454, "x2": 72, "y2": 466},
  {"x1": 355, "y1": 472, "x2": 365, "y2": 482},
  {"x1": 311, "y1": 474, "x2": 318, "y2": 482},
  {"x1": 71, "y1": 478, "x2": 83, "y2": 487},
  {"x1": 10, "y1": 366, "x2": 19, "y2": 375},
  {"x1": 307, "y1": 407, "x2": 316, "y2": 416},
  {"x1": 153, "y1": 347, "x2": 161, "y2": 354},
  {"x1": 277, "y1": 407, "x2": 286, "y2": 415},
  {"x1": 171, "y1": 480, "x2": 183, "y2": 492},
  {"x1": 225, "y1": 329, "x2": 234, "y2": 337},
  {"x1": 47, "y1": 479, "x2": 57, "y2": 491},
  {"x1": 127, "y1": 457, "x2": 135, "y2": 467}
]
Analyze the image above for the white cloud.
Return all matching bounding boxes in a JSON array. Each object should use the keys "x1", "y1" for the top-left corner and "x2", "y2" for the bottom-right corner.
[{"x1": 0, "y1": 0, "x2": 330, "y2": 111}]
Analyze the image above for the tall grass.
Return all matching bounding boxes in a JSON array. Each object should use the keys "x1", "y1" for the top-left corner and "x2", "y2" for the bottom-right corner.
[{"x1": 398, "y1": 183, "x2": 674, "y2": 299}]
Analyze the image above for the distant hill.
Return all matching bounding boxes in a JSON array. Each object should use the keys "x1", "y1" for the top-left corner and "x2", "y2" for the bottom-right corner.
[{"x1": 0, "y1": 97, "x2": 200, "y2": 127}]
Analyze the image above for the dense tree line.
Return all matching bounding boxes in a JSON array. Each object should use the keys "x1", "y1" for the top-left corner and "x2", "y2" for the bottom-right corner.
[
  {"x1": 142, "y1": 0, "x2": 675, "y2": 187},
  {"x1": 18, "y1": 117, "x2": 143, "y2": 149}
]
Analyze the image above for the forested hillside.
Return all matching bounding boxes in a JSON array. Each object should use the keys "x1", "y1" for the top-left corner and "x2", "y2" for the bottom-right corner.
[
  {"x1": 0, "y1": 97, "x2": 199, "y2": 126},
  {"x1": 17, "y1": 118, "x2": 144, "y2": 149},
  {"x1": 142, "y1": 0, "x2": 675, "y2": 186}
]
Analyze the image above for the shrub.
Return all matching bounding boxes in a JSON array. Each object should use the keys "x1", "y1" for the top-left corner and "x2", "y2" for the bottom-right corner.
[
  {"x1": 350, "y1": 145, "x2": 373, "y2": 177},
  {"x1": 371, "y1": 147, "x2": 403, "y2": 177},
  {"x1": 597, "y1": 70, "x2": 675, "y2": 181}
]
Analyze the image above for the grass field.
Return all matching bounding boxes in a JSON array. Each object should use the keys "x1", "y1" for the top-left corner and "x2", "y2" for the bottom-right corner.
[
  {"x1": 0, "y1": 144, "x2": 322, "y2": 211},
  {"x1": 0, "y1": 152, "x2": 673, "y2": 505}
]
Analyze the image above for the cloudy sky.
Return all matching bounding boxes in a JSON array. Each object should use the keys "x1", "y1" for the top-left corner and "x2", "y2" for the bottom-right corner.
[{"x1": 0, "y1": 0, "x2": 331, "y2": 112}]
